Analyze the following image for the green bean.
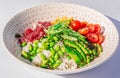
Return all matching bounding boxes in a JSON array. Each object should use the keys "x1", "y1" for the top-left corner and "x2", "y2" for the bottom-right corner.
[
  {"x1": 61, "y1": 35, "x2": 78, "y2": 41},
  {"x1": 21, "y1": 42, "x2": 27, "y2": 47},
  {"x1": 40, "y1": 54, "x2": 47, "y2": 61},
  {"x1": 75, "y1": 42, "x2": 89, "y2": 55}
]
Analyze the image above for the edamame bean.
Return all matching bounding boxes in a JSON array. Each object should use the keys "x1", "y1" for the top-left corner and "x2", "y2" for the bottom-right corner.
[
  {"x1": 53, "y1": 36, "x2": 58, "y2": 41},
  {"x1": 58, "y1": 51, "x2": 64, "y2": 56},
  {"x1": 54, "y1": 45, "x2": 60, "y2": 51},
  {"x1": 40, "y1": 54, "x2": 47, "y2": 61},
  {"x1": 54, "y1": 53, "x2": 59, "y2": 61},
  {"x1": 34, "y1": 43, "x2": 39, "y2": 48},
  {"x1": 33, "y1": 40, "x2": 39, "y2": 44},
  {"x1": 61, "y1": 46, "x2": 66, "y2": 53},
  {"x1": 49, "y1": 57, "x2": 55, "y2": 63},
  {"x1": 53, "y1": 60, "x2": 61, "y2": 68},
  {"x1": 43, "y1": 60, "x2": 48, "y2": 64},
  {"x1": 21, "y1": 42, "x2": 27, "y2": 47},
  {"x1": 28, "y1": 44, "x2": 33, "y2": 51},
  {"x1": 67, "y1": 56, "x2": 71, "y2": 60},
  {"x1": 21, "y1": 51, "x2": 28, "y2": 58},
  {"x1": 50, "y1": 42, "x2": 55, "y2": 47},
  {"x1": 36, "y1": 48, "x2": 42, "y2": 53}
]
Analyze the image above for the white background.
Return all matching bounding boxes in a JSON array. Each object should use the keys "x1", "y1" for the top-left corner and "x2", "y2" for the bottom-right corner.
[{"x1": 0, "y1": 0, "x2": 120, "y2": 78}]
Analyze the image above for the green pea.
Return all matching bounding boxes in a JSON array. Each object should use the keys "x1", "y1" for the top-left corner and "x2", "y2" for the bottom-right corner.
[
  {"x1": 40, "y1": 54, "x2": 47, "y2": 61},
  {"x1": 21, "y1": 42, "x2": 27, "y2": 47},
  {"x1": 21, "y1": 51, "x2": 28, "y2": 58},
  {"x1": 53, "y1": 36, "x2": 58, "y2": 41},
  {"x1": 67, "y1": 56, "x2": 71, "y2": 60},
  {"x1": 28, "y1": 44, "x2": 33, "y2": 51},
  {"x1": 33, "y1": 40, "x2": 39, "y2": 44}
]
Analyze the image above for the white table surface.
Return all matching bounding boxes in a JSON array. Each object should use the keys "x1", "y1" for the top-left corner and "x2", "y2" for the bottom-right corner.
[{"x1": 0, "y1": 0, "x2": 120, "y2": 78}]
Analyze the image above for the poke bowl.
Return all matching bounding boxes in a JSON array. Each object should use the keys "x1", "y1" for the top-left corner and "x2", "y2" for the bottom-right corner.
[{"x1": 2, "y1": 3, "x2": 119, "y2": 74}]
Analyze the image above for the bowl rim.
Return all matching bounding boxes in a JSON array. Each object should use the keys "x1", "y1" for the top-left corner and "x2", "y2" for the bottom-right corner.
[{"x1": 2, "y1": 3, "x2": 119, "y2": 74}]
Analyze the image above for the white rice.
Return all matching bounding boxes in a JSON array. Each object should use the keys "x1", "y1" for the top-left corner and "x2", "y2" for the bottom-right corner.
[
  {"x1": 57, "y1": 57, "x2": 77, "y2": 70},
  {"x1": 32, "y1": 50, "x2": 50, "y2": 66}
]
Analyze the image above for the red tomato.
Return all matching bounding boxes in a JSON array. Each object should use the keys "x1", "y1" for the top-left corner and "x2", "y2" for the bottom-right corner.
[
  {"x1": 78, "y1": 27, "x2": 89, "y2": 35},
  {"x1": 87, "y1": 33, "x2": 98, "y2": 43},
  {"x1": 97, "y1": 34, "x2": 105, "y2": 44},
  {"x1": 70, "y1": 20, "x2": 82, "y2": 30},
  {"x1": 94, "y1": 24, "x2": 101, "y2": 34},
  {"x1": 87, "y1": 24, "x2": 95, "y2": 33},
  {"x1": 24, "y1": 28, "x2": 33, "y2": 36}
]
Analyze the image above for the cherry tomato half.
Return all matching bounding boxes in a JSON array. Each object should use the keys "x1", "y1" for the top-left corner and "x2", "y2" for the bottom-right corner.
[
  {"x1": 70, "y1": 20, "x2": 82, "y2": 30},
  {"x1": 94, "y1": 24, "x2": 101, "y2": 34},
  {"x1": 87, "y1": 33, "x2": 98, "y2": 43},
  {"x1": 78, "y1": 27, "x2": 89, "y2": 35},
  {"x1": 81, "y1": 21, "x2": 88, "y2": 28},
  {"x1": 87, "y1": 24, "x2": 95, "y2": 33},
  {"x1": 97, "y1": 34, "x2": 105, "y2": 44}
]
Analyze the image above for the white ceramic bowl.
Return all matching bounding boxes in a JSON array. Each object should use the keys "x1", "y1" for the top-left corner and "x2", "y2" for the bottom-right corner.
[{"x1": 2, "y1": 3, "x2": 119, "y2": 74}]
